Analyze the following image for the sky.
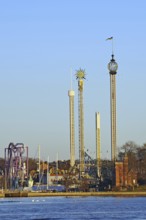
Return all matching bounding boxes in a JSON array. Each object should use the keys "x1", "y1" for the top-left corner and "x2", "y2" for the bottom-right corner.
[{"x1": 0, "y1": 0, "x2": 146, "y2": 161}]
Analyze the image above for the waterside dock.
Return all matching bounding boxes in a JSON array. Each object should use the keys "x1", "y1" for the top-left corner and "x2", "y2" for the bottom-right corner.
[
  {"x1": 28, "y1": 191, "x2": 146, "y2": 197},
  {"x1": 1, "y1": 191, "x2": 146, "y2": 198}
]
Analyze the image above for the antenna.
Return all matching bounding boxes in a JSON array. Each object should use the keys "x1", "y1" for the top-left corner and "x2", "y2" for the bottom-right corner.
[{"x1": 70, "y1": 67, "x2": 73, "y2": 90}]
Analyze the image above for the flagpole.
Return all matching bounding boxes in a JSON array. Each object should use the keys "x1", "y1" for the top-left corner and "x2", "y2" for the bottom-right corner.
[
  {"x1": 112, "y1": 38, "x2": 114, "y2": 55},
  {"x1": 47, "y1": 155, "x2": 49, "y2": 190},
  {"x1": 106, "y1": 37, "x2": 114, "y2": 55},
  {"x1": 38, "y1": 145, "x2": 40, "y2": 186}
]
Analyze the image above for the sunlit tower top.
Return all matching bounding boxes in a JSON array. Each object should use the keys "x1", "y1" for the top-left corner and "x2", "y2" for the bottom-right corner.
[
  {"x1": 108, "y1": 54, "x2": 118, "y2": 161},
  {"x1": 76, "y1": 69, "x2": 86, "y2": 80},
  {"x1": 76, "y1": 68, "x2": 86, "y2": 176}
]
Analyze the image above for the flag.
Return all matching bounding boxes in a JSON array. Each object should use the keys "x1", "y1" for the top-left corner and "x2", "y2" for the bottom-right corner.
[{"x1": 106, "y1": 37, "x2": 113, "y2": 40}]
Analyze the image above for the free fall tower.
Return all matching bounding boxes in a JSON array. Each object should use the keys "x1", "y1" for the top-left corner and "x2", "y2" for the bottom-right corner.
[{"x1": 76, "y1": 69, "x2": 86, "y2": 176}]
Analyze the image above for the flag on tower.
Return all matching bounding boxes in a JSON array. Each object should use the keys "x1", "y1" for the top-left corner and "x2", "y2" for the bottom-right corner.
[{"x1": 106, "y1": 37, "x2": 113, "y2": 40}]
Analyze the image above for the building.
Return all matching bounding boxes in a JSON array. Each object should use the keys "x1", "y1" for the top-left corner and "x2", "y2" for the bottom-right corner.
[{"x1": 115, "y1": 154, "x2": 137, "y2": 188}]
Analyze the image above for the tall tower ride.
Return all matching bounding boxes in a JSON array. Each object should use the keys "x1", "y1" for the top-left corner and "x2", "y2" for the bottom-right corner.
[
  {"x1": 68, "y1": 89, "x2": 75, "y2": 167},
  {"x1": 95, "y1": 112, "x2": 101, "y2": 177},
  {"x1": 76, "y1": 69, "x2": 86, "y2": 175},
  {"x1": 108, "y1": 54, "x2": 118, "y2": 161}
]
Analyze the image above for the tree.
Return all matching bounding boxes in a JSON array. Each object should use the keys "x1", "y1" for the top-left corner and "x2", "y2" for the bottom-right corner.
[
  {"x1": 120, "y1": 141, "x2": 138, "y2": 171},
  {"x1": 0, "y1": 158, "x2": 5, "y2": 174},
  {"x1": 28, "y1": 158, "x2": 37, "y2": 173},
  {"x1": 136, "y1": 144, "x2": 146, "y2": 184},
  {"x1": 121, "y1": 141, "x2": 138, "y2": 153}
]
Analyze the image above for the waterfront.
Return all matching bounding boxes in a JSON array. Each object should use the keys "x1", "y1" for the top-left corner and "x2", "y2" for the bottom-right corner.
[
  {"x1": 0, "y1": 196, "x2": 146, "y2": 219},
  {"x1": 2, "y1": 190, "x2": 146, "y2": 198}
]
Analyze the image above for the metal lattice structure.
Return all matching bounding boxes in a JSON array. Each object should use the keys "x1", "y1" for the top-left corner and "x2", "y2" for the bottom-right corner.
[
  {"x1": 110, "y1": 73, "x2": 116, "y2": 161},
  {"x1": 84, "y1": 151, "x2": 96, "y2": 178},
  {"x1": 76, "y1": 69, "x2": 86, "y2": 176},
  {"x1": 108, "y1": 54, "x2": 118, "y2": 161},
  {"x1": 5, "y1": 143, "x2": 28, "y2": 189}
]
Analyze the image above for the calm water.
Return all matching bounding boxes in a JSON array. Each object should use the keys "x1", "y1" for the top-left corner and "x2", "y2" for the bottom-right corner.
[{"x1": 0, "y1": 196, "x2": 146, "y2": 219}]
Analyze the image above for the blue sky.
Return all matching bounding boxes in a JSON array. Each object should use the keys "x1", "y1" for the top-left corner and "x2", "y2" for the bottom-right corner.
[{"x1": 0, "y1": 0, "x2": 146, "y2": 161}]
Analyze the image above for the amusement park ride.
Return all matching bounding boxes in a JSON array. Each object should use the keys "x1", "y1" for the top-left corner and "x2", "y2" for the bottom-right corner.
[{"x1": 4, "y1": 143, "x2": 28, "y2": 189}]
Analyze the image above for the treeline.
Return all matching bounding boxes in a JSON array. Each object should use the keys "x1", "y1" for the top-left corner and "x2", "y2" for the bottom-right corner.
[
  {"x1": 118, "y1": 141, "x2": 146, "y2": 185},
  {"x1": 0, "y1": 141, "x2": 146, "y2": 186}
]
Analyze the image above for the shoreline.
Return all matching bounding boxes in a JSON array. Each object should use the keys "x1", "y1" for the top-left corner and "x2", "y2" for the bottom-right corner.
[
  {"x1": 28, "y1": 191, "x2": 146, "y2": 197},
  {"x1": 1, "y1": 191, "x2": 146, "y2": 198}
]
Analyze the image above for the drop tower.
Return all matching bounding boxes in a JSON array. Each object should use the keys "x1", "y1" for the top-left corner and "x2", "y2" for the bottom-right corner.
[
  {"x1": 76, "y1": 69, "x2": 86, "y2": 176},
  {"x1": 108, "y1": 54, "x2": 118, "y2": 161}
]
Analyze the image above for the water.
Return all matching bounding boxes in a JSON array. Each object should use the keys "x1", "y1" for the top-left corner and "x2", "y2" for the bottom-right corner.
[{"x1": 0, "y1": 196, "x2": 146, "y2": 219}]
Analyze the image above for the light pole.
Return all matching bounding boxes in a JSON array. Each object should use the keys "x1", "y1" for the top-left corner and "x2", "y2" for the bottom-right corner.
[{"x1": 47, "y1": 155, "x2": 49, "y2": 190}]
